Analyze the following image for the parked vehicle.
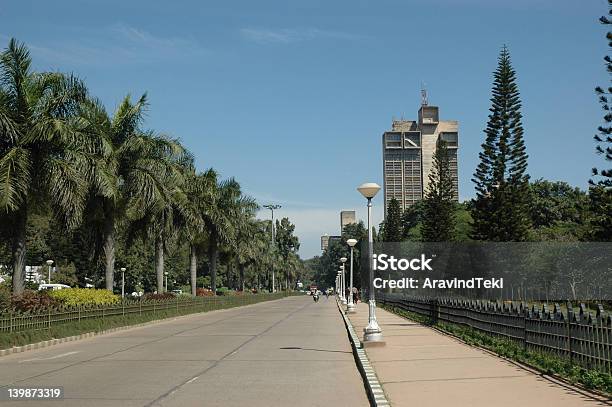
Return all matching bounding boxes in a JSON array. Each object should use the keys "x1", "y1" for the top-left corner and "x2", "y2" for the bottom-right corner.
[{"x1": 38, "y1": 283, "x2": 71, "y2": 291}]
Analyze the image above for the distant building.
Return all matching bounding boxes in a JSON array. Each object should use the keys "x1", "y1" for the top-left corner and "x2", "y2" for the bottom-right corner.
[
  {"x1": 328, "y1": 236, "x2": 342, "y2": 247},
  {"x1": 321, "y1": 234, "x2": 330, "y2": 251},
  {"x1": 340, "y1": 210, "x2": 356, "y2": 233},
  {"x1": 382, "y1": 101, "x2": 458, "y2": 217}
]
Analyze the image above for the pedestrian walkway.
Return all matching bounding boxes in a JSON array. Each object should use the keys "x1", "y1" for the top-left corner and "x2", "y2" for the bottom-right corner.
[{"x1": 347, "y1": 301, "x2": 608, "y2": 407}]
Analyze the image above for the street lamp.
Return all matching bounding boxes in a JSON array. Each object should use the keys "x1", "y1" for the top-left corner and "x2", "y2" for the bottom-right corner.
[
  {"x1": 164, "y1": 272, "x2": 169, "y2": 293},
  {"x1": 120, "y1": 267, "x2": 126, "y2": 298},
  {"x1": 45, "y1": 259, "x2": 53, "y2": 284},
  {"x1": 340, "y1": 258, "x2": 347, "y2": 305},
  {"x1": 346, "y1": 239, "x2": 357, "y2": 313},
  {"x1": 263, "y1": 204, "x2": 281, "y2": 293},
  {"x1": 357, "y1": 182, "x2": 384, "y2": 343}
]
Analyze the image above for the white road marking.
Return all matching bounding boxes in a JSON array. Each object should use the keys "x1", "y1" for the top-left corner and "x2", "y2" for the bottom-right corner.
[{"x1": 19, "y1": 351, "x2": 80, "y2": 363}]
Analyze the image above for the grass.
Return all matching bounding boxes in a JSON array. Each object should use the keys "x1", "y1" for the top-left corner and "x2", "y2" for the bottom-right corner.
[
  {"x1": 381, "y1": 303, "x2": 612, "y2": 397},
  {"x1": 0, "y1": 292, "x2": 292, "y2": 349}
]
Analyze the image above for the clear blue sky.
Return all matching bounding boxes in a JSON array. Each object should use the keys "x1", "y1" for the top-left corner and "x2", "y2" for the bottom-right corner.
[{"x1": 2, "y1": 0, "x2": 608, "y2": 258}]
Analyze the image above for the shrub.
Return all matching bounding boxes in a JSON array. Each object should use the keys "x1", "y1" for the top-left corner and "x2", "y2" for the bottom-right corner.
[
  {"x1": 0, "y1": 286, "x2": 11, "y2": 313},
  {"x1": 216, "y1": 287, "x2": 231, "y2": 296},
  {"x1": 49, "y1": 288, "x2": 119, "y2": 307},
  {"x1": 11, "y1": 290, "x2": 61, "y2": 312},
  {"x1": 196, "y1": 288, "x2": 214, "y2": 297},
  {"x1": 143, "y1": 293, "x2": 175, "y2": 301}
]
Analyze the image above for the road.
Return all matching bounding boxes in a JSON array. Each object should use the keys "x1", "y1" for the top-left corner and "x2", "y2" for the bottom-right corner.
[{"x1": 0, "y1": 296, "x2": 369, "y2": 407}]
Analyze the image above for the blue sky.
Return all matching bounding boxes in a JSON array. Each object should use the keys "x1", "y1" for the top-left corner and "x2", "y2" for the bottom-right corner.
[{"x1": 2, "y1": 0, "x2": 609, "y2": 258}]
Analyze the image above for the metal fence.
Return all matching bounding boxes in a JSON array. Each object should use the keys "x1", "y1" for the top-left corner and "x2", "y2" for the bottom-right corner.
[
  {"x1": 0, "y1": 292, "x2": 290, "y2": 335},
  {"x1": 378, "y1": 294, "x2": 612, "y2": 373}
]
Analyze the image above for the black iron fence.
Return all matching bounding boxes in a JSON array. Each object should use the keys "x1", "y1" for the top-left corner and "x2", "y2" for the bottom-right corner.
[
  {"x1": 0, "y1": 292, "x2": 290, "y2": 335},
  {"x1": 378, "y1": 294, "x2": 612, "y2": 373}
]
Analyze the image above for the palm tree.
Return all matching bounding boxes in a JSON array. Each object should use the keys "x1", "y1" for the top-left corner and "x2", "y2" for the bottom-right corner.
[
  {"x1": 79, "y1": 95, "x2": 194, "y2": 291},
  {"x1": 200, "y1": 170, "x2": 257, "y2": 293},
  {"x1": 126, "y1": 138, "x2": 193, "y2": 293},
  {"x1": 0, "y1": 39, "x2": 91, "y2": 294},
  {"x1": 235, "y1": 218, "x2": 265, "y2": 291},
  {"x1": 183, "y1": 172, "x2": 214, "y2": 295}
]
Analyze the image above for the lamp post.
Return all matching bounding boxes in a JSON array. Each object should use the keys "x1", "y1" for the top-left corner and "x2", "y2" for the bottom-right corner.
[
  {"x1": 263, "y1": 204, "x2": 281, "y2": 293},
  {"x1": 357, "y1": 182, "x2": 384, "y2": 343},
  {"x1": 45, "y1": 259, "x2": 53, "y2": 284},
  {"x1": 346, "y1": 239, "x2": 357, "y2": 313},
  {"x1": 120, "y1": 267, "x2": 126, "y2": 298},
  {"x1": 337, "y1": 271, "x2": 341, "y2": 300},
  {"x1": 164, "y1": 271, "x2": 169, "y2": 293},
  {"x1": 340, "y1": 258, "x2": 347, "y2": 305}
]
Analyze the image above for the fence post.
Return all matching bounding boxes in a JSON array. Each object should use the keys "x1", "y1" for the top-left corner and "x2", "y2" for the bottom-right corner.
[
  {"x1": 431, "y1": 299, "x2": 439, "y2": 324},
  {"x1": 9, "y1": 311, "x2": 13, "y2": 333},
  {"x1": 523, "y1": 314, "x2": 527, "y2": 352},
  {"x1": 48, "y1": 308, "x2": 51, "y2": 331},
  {"x1": 567, "y1": 301, "x2": 573, "y2": 363}
]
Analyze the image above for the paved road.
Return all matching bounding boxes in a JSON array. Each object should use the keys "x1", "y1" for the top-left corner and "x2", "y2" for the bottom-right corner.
[
  {"x1": 348, "y1": 302, "x2": 609, "y2": 407},
  {"x1": 0, "y1": 296, "x2": 369, "y2": 407}
]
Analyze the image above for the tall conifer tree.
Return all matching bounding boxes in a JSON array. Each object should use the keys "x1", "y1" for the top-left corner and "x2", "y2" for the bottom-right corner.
[
  {"x1": 593, "y1": 0, "x2": 612, "y2": 187},
  {"x1": 422, "y1": 141, "x2": 456, "y2": 241},
  {"x1": 383, "y1": 198, "x2": 403, "y2": 242},
  {"x1": 587, "y1": 2, "x2": 612, "y2": 241},
  {"x1": 471, "y1": 46, "x2": 531, "y2": 241}
]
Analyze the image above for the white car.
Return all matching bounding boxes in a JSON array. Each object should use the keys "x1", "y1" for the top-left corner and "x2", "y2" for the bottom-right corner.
[{"x1": 38, "y1": 283, "x2": 70, "y2": 291}]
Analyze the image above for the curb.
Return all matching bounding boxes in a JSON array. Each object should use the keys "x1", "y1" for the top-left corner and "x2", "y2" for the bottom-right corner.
[
  {"x1": 337, "y1": 300, "x2": 391, "y2": 407},
  {"x1": 0, "y1": 296, "x2": 290, "y2": 358}
]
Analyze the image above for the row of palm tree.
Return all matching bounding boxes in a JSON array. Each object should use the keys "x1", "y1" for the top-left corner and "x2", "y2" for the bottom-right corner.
[{"x1": 0, "y1": 38, "x2": 296, "y2": 295}]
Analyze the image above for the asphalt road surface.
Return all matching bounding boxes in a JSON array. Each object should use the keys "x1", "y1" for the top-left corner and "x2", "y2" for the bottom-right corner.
[{"x1": 0, "y1": 295, "x2": 369, "y2": 407}]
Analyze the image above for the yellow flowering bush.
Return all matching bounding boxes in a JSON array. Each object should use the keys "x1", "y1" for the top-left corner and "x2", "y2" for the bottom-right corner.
[{"x1": 49, "y1": 288, "x2": 120, "y2": 307}]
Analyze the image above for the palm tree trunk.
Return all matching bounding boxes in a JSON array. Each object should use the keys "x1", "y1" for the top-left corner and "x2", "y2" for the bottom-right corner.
[
  {"x1": 102, "y1": 214, "x2": 115, "y2": 291},
  {"x1": 190, "y1": 244, "x2": 197, "y2": 296},
  {"x1": 11, "y1": 206, "x2": 27, "y2": 294},
  {"x1": 155, "y1": 234, "x2": 164, "y2": 293},
  {"x1": 208, "y1": 231, "x2": 218, "y2": 294},
  {"x1": 239, "y1": 262, "x2": 245, "y2": 291}
]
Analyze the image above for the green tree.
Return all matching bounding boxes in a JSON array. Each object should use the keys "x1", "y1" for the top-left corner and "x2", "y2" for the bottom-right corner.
[
  {"x1": 529, "y1": 180, "x2": 588, "y2": 228},
  {"x1": 235, "y1": 219, "x2": 267, "y2": 291},
  {"x1": 125, "y1": 137, "x2": 193, "y2": 293},
  {"x1": 401, "y1": 201, "x2": 424, "y2": 240},
  {"x1": 275, "y1": 217, "x2": 300, "y2": 289},
  {"x1": 383, "y1": 198, "x2": 403, "y2": 242},
  {"x1": 200, "y1": 170, "x2": 256, "y2": 293},
  {"x1": 79, "y1": 95, "x2": 191, "y2": 291},
  {"x1": 0, "y1": 39, "x2": 90, "y2": 294},
  {"x1": 586, "y1": 186, "x2": 612, "y2": 241},
  {"x1": 471, "y1": 46, "x2": 531, "y2": 241},
  {"x1": 421, "y1": 141, "x2": 456, "y2": 241},
  {"x1": 592, "y1": 0, "x2": 612, "y2": 187}
]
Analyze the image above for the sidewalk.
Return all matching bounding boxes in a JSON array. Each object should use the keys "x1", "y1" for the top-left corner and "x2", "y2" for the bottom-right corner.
[{"x1": 346, "y1": 301, "x2": 608, "y2": 407}]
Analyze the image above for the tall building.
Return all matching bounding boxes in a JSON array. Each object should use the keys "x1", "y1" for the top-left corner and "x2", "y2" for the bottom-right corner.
[
  {"x1": 340, "y1": 210, "x2": 356, "y2": 232},
  {"x1": 382, "y1": 102, "x2": 458, "y2": 216},
  {"x1": 321, "y1": 234, "x2": 330, "y2": 251}
]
